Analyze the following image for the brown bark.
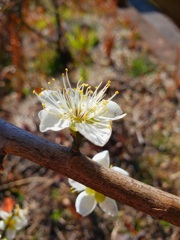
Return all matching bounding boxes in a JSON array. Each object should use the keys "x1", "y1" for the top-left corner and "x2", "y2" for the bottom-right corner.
[{"x1": 0, "y1": 118, "x2": 180, "y2": 226}]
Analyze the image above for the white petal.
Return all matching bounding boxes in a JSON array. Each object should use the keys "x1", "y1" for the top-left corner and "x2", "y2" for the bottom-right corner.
[
  {"x1": 104, "y1": 101, "x2": 126, "y2": 120},
  {"x1": 0, "y1": 220, "x2": 5, "y2": 230},
  {"x1": 38, "y1": 109, "x2": 71, "y2": 132},
  {"x1": 6, "y1": 228, "x2": 17, "y2": 240},
  {"x1": 75, "y1": 191, "x2": 97, "y2": 217},
  {"x1": 99, "y1": 197, "x2": 118, "y2": 216},
  {"x1": 111, "y1": 166, "x2": 129, "y2": 176},
  {"x1": 14, "y1": 216, "x2": 27, "y2": 230},
  {"x1": 111, "y1": 113, "x2": 127, "y2": 120},
  {"x1": 0, "y1": 210, "x2": 9, "y2": 219},
  {"x1": 68, "y1": 178, "x2": 86, "y2": 191},
  {"x1": 76, "y1": 123, "x2": 112, "y2": 146},
  {"x1": 92, "y1": 150, "x2": 110, "y2": 167},
  {"x1": 17, "y1": 209, "x2": 28, "y2": 224}
]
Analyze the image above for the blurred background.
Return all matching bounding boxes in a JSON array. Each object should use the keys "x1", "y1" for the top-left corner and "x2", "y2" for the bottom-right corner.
[{"x1": 0, "y1": 0, "x2": 180, "y2": 239}]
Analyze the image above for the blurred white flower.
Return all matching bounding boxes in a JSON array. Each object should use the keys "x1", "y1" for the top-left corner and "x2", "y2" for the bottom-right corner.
[
  {"x1": 34, "y1": 69, "x2": 126, "y2": 146},
  {"x1": 69, "y1": 150, "x2": 129, "y2": 217},
  {"x1": 0, "y1": 205, "x2": 28, "y2": 240}
]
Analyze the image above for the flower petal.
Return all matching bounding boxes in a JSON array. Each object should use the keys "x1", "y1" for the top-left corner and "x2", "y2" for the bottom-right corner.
[
  {"x1": 111, "y1": 166, "x2": 129, "y2": 176},
  {"x1": 76, "y1": 122, "x2": 112, "y2": 146},
  {"x1": 38, "y1": 109, "x2": 71, "y2": 132},
  {"x1": 0, "y1": 210, "x2": 9, "y2": 219},
  {"x1": 68, "y1": 178, "x2": 86, "y2": 191},
  {"x1": 92, "y1": 150, "x2": 110, "y2": 167},
  {"x1": 99, "y1": 197, "x2": 118, "y2": 216},
  {"x1": 75, "y1": 191, "x2": 97, "y2": 217},
  {"x1": 0, "y1": 220, "x2": 5, "y2": 230},
  {"x1": 6, "y1": 228, "x2": 16, "y2": 240},
  {"x1": 104, "y1": 101, "x2": 126, "y2": 120}
]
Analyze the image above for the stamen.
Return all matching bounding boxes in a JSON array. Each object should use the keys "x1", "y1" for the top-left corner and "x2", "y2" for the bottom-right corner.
[
  {"x1": 65, "y1": 68, "x2": 72, "y2": 88},
  {"x1": 109, "y1": 91, "x2": 119, "y2": 100},
  {"x1": 70, "y1": 187, "x2": 76, "y2": 193},
  {"x1": 62, "y1": 73, "x2": 66, "y2": 89}
]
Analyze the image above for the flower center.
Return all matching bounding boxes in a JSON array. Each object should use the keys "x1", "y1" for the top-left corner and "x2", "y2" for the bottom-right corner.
[
  {"x1": 86, "y1": 187, "x2": 105, "y2": 203},
  {"x1": 4, "y1": 216, "x2": 17, "y2": 230}
]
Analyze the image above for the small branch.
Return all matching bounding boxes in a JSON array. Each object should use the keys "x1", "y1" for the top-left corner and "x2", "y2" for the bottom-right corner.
[
  {"x1": 51, "y1": 0, "x2": 62, "y2": 43},
  {"x1": 0, "y1": 147, "x2": 6, "y2": 173},
  {"x1": 71, "y1": 131, "x2": 84, "y2": 152},
  {"x1": 22, "y1": 20, "x2": 57, "y2": 44},
  {"x1": 0, "y1": 118, "x2": 180, "y2": 226}
]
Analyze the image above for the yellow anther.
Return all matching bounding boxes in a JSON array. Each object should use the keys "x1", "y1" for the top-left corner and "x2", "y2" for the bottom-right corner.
[
  {"x1": 42, "y1": 103, "x2": 46, "y2": 108},
  {"x1": 70, "y1": 187, "x2": 75, "y2": 193},
  {"x1": 53, "y1": 93, "x2": 57, "y2": 96},
  {"x1": 95, "y1": 192, "x2": 105, "y2": 203},
  {"x1": 115, "y1": 91, "x2": 119, "y2": 94},
  {"x1": 107, "y1": 125, "x2": 111, "y2": 129},
  {"x1": 108, "y1": 80, "x2": 111, "y2": 85},
  {"x1": 52, "y1": 78, "x2": 55, "y2": 81},
  {"x1": 65, "y1": 68, "x2": 68, "y2": 72},
  {"x1": 41, "y1": 88, "x2": 44, "y2": 90},
  {"x1": 39, "y1": 93, "x2": 43, "y2": 97},
  {"x1": 62, "y1": 73, "x2": 64, "y2": 76},
  {"x1": 86, "y1": 187, "x2": 95, "y2": 195},
  {"x1": 33, "y1": 90, "x2": 36, "y2": 94},
  {"x1": 48, "y1": 81, "x2": 51, "y2": 85},
  {"x1": 102, "y1": 99, "x2": 107, "y2": 105}
]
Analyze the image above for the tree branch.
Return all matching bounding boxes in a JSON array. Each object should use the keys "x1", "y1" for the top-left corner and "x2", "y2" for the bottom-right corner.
[
  {"x1": 22, "y1": 19, "x2": 57, "y2": 44},
  {"x1": 0, "y1": 118, "x2": 180, "y2": 226}
]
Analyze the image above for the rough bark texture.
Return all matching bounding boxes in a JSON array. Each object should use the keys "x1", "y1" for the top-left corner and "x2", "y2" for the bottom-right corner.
[{"x1": 0, "y1": 118, "x2": 180, "y2": 226}]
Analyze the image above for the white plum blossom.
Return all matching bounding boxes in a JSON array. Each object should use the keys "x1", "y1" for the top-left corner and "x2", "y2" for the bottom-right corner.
[
  {"x1": 0, "y1": 205, "x2": 28, "y2": 240},
  {"x1": 68, "y1": 150, "x2": 129, "y2": 217},
  {"x1": 33, "y1": 69, "x2": 126, "y2": 146}
]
